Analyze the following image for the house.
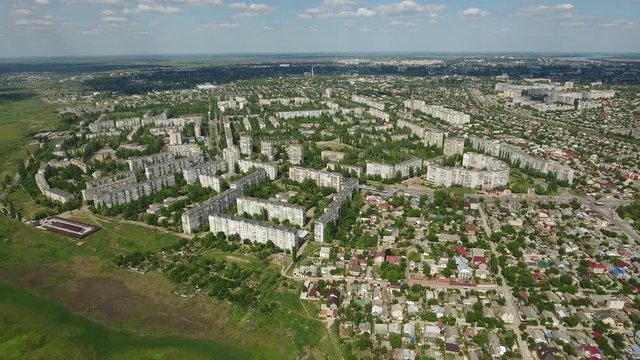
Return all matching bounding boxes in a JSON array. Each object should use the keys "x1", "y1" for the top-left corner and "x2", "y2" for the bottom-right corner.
[
  {"x1": 584, "y1": 344, "x2": 603, "y2": 359},
  {"x1": 349, "y1": 261, "x2": 362, "y2": 276},
  {"x1": 307, "y1": 283, "x2": 321, "y2": 299},
  {"x1": 327, "y1": 288, "x2": 341, "y2": 309},
  {"x1": 606, "y1": 299, "x2": 625, "y2": 310},
  {"x1": 588, "y1": 260, "x2": 606, "y2": 274},
  {"x1": 386, "y1": 255, "x2": 402, "y2": 265},
  {"x1": 374, "y1": 323, "x2": 388, "y2": 336},
  {"x1": 468, "y1": 197, "x2": 480, "y2": 210},
  {"x1": 530, "y1": 343, "x2": 562, "y2": 360},
  {"x1": 403, "y1": 323, "x2": 415, "y2": 337},
  {"x1": 392, "y1": 348, "x2": 416, "y2": 360},
  {"x1": 499, "y1": 307, "x2": 514, "y2": 324},
  {"x1": 319, "y1": 247, "x2": 331, "y2": 259},
  {"x1": 444, "y1": 342, "x2": 460, "y2": 354},
  {"x1": 391, "y1": 303, "x2": 404, "y2": 321},
  {"x1": 611, "y1": 267, "x2": 631, "y2": 280}
]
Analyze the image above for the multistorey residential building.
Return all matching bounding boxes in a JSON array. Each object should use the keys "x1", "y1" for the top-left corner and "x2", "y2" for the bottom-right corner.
[
  {"x1": 368, "y1": 108, "x2": 390, "y2": 121},
  {"x1": 261, "y1": 141, "x2": 276, "y2": 161},
  {"x1": 321, "y1": 150, "x2": 346, "y2": 162},
  {"x1": 168, "y1": 131, "x2": 182, "y2": 145},
  {"x1": 468, "y1": 136, "x2": 575, "y2": 184},
  {"x1": 314, "y1": 178, "x2": 359, "y2": 242},
  {"x1": 275, "y1": 108, "x2": 364, "y2": 120},
  {"x1": 209, "y1": 214, "x2": 298, "y2": 251},
  {"x1": 239, "y1": 135, "x2": 253, "y2": 156},
  {"x1": 168, "y1": 144, "x2": 203, "y2": 158},
  {"x1": 181, "y1": 169, "x2": 267, "y2": 234},
  {"x1": 426, "y1": 153, "x2": 509, "y2": 189},
  {"x1": 182, "y1": 160, "x2": 227, "y2": 184},
  {"x1": 199, "y1": 174, "x2": 225, "y2": 193},
  {"x1": 366, "y1": 158, "x2": 423, "y2": 179},
  {"x1": 258, "y1": 97, "x2": 310, "y2": 106},
  {"x1": 222, "y1": 146, "x2": 241, "y2": 173},
  {"x1": 88, "y1": 174, "x2": 176, "y2": 208},
  {"x1": 237, "y1": 159, "x2": 278, "y2": 180},
  {"x1": 351, "y1": 95, "x2": 385, "y2": 111},
  {"x1": 237, "y1": 196, "x2": 305, "y2": 227},
  {"x1": 144, "y1": 156, "x2": 204, "y2": 179},
  {"x1": 127, "y1": 153, "x2": 174, "y2": 172},
  {"x1": 35, "y1": 163, "x2": 76, "y2": 204},
  {"x1": 223, "y1": 120, "x2": 234, "y2": 148},
  {"x1": 443, "y1": 138, "x2": 465, "y2": 156},
  {"x1": 289, "y1": 167, "x2": 343, "y2": 191},
  {"x1": 397, "y1": 119, "x2": 445, "y2": 148},
  {"x1": 403, "y1": 100, "x2": 470, "y2": 125},
  {"x1": 285, "y1": 143, "x2": 304, "y2": 166}
]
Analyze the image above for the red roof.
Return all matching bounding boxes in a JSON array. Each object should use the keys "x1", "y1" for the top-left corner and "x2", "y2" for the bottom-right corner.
[
  {"x1": 386, "y1": 255, "x2": 401, "y2": 265},
  {"x1": 587, "y1": 260, "x2": 606, "y2": 270},
  {"x1": 452, "y1": 246, "x2": 467, "y2": 257},
  {"x1": 473, "y1": 255, "x2": 486, "y2": 264}
]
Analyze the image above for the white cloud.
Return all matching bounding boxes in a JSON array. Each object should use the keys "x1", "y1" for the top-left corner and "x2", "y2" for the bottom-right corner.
[
  {"x1": 558, "y1": 20, "x2": 584, "y2": 27},
  {"x1": 34, "y1": 0, "x2": 50, "y2": 4},
  {"x1": 64, "y1": 0, "x2": 123, "y2": 4},
  {"x1": 126, "y1": 3, "x2": 183, "y2": 14},
  {"x1": 309, "y1": 26, "x2": 318, "y2": 32},
  {"x1": 460, "y1": 7, "x2": 488, "y2": 19},
  {"x1": 599, "y1": 19, "x2": 635, "y2": 29},
  {"x1": 339, "y1": 7, "x2": 376, "y2": 17},
  {"x1": 518, "y1": 3, "x2": 574, "y2": 16},
  {"x1": 199, "y1": 21, "x2": 239, "y2": 29},
  {"x1": 374, "y1": 1, "x2": 446, "y2": 19},
  {"x1": 15, "y1": 17, "x2": 55, "y2": 29},
  {"x1": 359, "y1": 26, "x2": 371, "y2": 31},
  {"x1": 262, "y1": 25, "x2": 275, "y2": 31},
  {"x1": 167, "y1": 0, "x2": 222, "y2": 4},
  {"x1": 103, "y1": 15, "x2": 129, "y2": 23},
  {"x1": 11, "y1": 6, "x2": 36, "y2": 16}
]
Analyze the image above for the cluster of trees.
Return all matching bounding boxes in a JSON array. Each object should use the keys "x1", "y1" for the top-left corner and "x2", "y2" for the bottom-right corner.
[
  {"x1": 379, "y1": 258, "x2": 406, "y2": 283},
  {"x1": 617, "y1": 201, "x2": 640, "y2": 232},
  {"x1": 465, "y1": 301, "x2": 505, "y2": 329}
]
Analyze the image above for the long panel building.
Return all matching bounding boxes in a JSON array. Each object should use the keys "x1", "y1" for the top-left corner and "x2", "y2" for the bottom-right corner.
[
  {"x1": 468, "y1": 136, "x2": 575, "y2": 184},
  {"x1": 314, "y1": 178, "x2": 359, "y2": 242},
  {"x1": 366, "y1": 157, "x2": 423, "y2": 179},
  {"x1": 426, "y1": 153, "x2": 509, "y2": 189},
  {"x1": 237, "y1": 196, "x2": 305, "y2": 227},
  {"x1": 289, "y1": 166, "x2": 343, "y2": 191},
  {"x1": 209, "y1": 214, "x2": 298, "y2": 251}
]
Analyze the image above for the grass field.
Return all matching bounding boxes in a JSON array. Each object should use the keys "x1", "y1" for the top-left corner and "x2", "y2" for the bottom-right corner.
[
  {"x1": 0, "y1": 94, "x2": 60, "y2": 178},
  {"x1": 0, "y1": 283, "x2": 251, "y2": 360},
  {"x1": 0, "y1": 215, "x2": 339, "y2": 360}
]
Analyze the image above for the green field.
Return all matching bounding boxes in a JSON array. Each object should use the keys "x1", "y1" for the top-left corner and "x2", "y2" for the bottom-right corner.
[
  {"x1": 0, "y1": 94, "x2": 60, "y2": 178},
  {"x1": 0, "y1": 283, "x2": 250, "y2": 360},
  {"x1": 0, "y1": 215, "x2": 338, "y2": 360}
]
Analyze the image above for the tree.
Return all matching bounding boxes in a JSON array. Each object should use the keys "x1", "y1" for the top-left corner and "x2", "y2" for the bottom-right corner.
[{"x1": 389, "y1": 333, "x2": 403, "y2": 349}]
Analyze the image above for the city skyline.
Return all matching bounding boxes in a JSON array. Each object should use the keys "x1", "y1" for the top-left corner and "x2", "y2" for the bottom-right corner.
[{"x1": 1, "y1": 0, "x2": 640, "y2": 57}]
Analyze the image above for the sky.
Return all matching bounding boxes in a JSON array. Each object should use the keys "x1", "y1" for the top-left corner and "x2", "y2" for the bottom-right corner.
[{"x1": 1, "y1": 0, "x2": 639, "y2": 57}]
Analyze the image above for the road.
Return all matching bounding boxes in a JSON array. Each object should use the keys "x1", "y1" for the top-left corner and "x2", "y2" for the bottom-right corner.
[{"x1": 478, "y1": 203, "x2": 533, "y2": 360}]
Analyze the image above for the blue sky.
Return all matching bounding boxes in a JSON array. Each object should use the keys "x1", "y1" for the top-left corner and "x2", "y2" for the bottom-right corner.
[{"x1": 1, "y1": 0, "x2": 639, "y2": 57}]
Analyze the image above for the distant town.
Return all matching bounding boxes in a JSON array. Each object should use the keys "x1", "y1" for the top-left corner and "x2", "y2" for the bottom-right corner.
[{"x1": 1, "y1": 54, "x2": 640, "y2": 360}]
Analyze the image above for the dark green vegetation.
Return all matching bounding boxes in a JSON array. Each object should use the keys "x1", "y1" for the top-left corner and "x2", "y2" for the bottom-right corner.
[{"x1": 617, "y1": 201, "x2": 640, "y2": 232}]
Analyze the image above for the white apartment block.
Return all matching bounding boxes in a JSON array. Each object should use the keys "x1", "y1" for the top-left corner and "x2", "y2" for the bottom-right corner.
[
  {"x1": 368, "y1": 108, "x2": 390, "y2": 122},
  {"x1": 314, "y1": 178, "x2": 359, "y2": 242},
  {"x1": 181, "y1": 169, "x2": 267, "y2": 234},
  {"x1": 239, "y1": 135, "x2": 253, "y2": 156},
  {"x1": 209, "y1": 214, "x2": 298, "y2": 250},
  {"x1": 404, "y1": 100, "x2": 470, "y2": 125},
  {"x1": 223, "y1": 146, "x2": 241, "y2": 173},
  {"x1": 366, "y1": 158, "x2": 423, "y2": 179},
  {"x1": 169, "y1": 131, "x2": 182, "y2": 145},
  {"x1": 183, "y1": 160, "x2": 227, "y2": 184},
  {"x1": 289, "y1": 166, "x2": 343, "y2": 190},
  {"x1": 237, "y1": 159, "x2": 278, "y2": 180},
  {"x1": 286, "y1": 143, "x2": 304, "y2": 166},
  {"x1": 168, "y1": 144, "x2": 204, "y2": 158},
  {"x1": 397, "y1": 119, "x2": 445, "y2": 148},
  {"x1": 237, "y1": 196, "x2": 305, "y2": 227},
  {"x1": 261, "y1": 140, "x2": 276, "y2": 161},
  {"x1": 426, "y1": 153, "x2": 509, "y2": 190},
  {"x1": 351, "y1": 95, "x2": 385, "y2": 111},
  {"x1": 469, "y1": 136, "x2": 575, "y2": 184},
  {"x1": 199, "y1": 174, "x2": 225, "y2": 193},
  {"x1": 443, "y1": 138, "x2": 465, "y2": 156},
  {"x1": 89, "y1": 174, "x2": 176, "y2": 208}
]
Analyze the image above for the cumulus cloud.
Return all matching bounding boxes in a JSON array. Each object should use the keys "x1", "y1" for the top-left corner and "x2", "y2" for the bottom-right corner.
[
  {"x1": 64, "y1": 0, "x2": 123, "y2": 4},
  {"x1": 125, "y1": 2, "x2": 183, "y2": 14},
  {"x1": 300, "y1": 1, "x2": 446, "y2": 21},
  {"x1": 34, "y1": 0, "x2": 50, "y2": 4},
  {"x1": 15, "y1": 16, "x2": 55, "y2": 29},
  {"x1": 460, "y1": 7, "x2": 488, "y2": 19},
  {"x1": 518, "y1": 3, "x2": 574, "y2": 16},
  {"x1": 262, "y1": 25, "x2": 275, "y2": 31},
  {"x1": 11, "y1": 6, "x2": 36, "y2": 16}
]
